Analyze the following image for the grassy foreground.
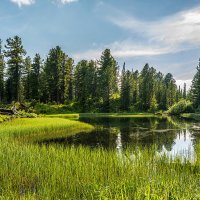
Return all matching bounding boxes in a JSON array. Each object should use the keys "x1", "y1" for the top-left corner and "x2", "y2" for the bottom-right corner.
[
  {"x1": 0, "y1": 141, "x2": 200, "y2": 199},
  {"x1": 0, "y1": 116, "x2": 200, "y2": 199}
]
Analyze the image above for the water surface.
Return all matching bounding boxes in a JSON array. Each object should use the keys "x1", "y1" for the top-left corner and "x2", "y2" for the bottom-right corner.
[{"x1": 41, "y1": 116, "x2": 200, "y2": 159}]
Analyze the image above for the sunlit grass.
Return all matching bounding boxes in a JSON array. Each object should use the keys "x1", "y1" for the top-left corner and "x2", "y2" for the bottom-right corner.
[
  {"x1": 45, "y1": 113, "x2": 79, "y2": 119},
  {"x1": 0, "y1": 141, "x2": 199, "y2": 199},
  {"x1": 0, "y1": 116, "x2": 200, "y2": 199},
  {"x1": 0, "y1": 118, "x2": 94, "y2": 142}
]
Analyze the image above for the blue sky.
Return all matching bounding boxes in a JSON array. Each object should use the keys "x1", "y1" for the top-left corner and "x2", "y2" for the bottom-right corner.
[{"x1": 1, "y1": 0, "x2": 200, "y2": 88}]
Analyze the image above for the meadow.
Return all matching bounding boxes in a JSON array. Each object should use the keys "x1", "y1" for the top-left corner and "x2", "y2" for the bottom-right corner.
[{"x1": 0, "y1": 115, "x2": 199, "y2": 199}]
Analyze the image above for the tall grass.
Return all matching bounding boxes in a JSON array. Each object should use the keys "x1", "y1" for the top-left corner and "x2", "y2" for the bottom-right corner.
[
  {"x1": 0, "y1": 140, "x2": 199, "y2": 199},
  {"x1": 0, "y1": 117, "x2": 200, "y2": 199},
  {"x1": 0, "y1": 118, "x2": 94, "y2": 142}
]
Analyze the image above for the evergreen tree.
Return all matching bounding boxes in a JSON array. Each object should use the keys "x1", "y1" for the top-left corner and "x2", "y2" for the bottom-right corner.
[
  {"x1": 0, "y1": 40, "x2": 4, "y2": 102},
  {"x1": 149, "y1": 93, "x2": 158, "y2": 113},
  {"x1": 64, "y1": 57, "x2": 74, "y2": 103},
  {"x1": 4, "y1": 36, "x2": 26, "y2": 102},
  {"x1": 98, "y1": 49, "x2": 119, "y2": 112},
  {"x1": 191, "y1": 59, "x2": 200, "y2": 108},
  {"x1": 23, "y1": 56, "x2": 32, "y2": 100},
  {"x1": 163, "y1": 73, "x2": 177, "y2": 109},
  {"x1": 139, "y1": 64, "x2": 156, "y2": 110},
  {"x1": 183, "y1": 83, "x2": 187, "y2": 99},
  {"x1": 30, "y1": 53, "x2": 42, "y2": 101},
  {"x1": 44, "y1": 46, "x2": 65, "y2": 103},
  {"x1": 74, "y1": 60, "x2": 97, "y2": 111}
]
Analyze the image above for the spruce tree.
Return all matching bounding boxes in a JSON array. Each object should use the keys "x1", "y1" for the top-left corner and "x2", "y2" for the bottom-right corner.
[
  {"x1": 30, "y1": 54, "x2": 42, "y2": 101},
  {"x1": 98, "y1": 49, "x2": 119, "y2": 112},
  {"x1": 0, "y1": 40, "x2": 4, "y2": 102},
  {"x1": 191, "y1": 59, "x2": 200, "y2": 108},
  {"x1": 4, "y1": 36, "x2": 26, "y2": 102},
  {"x1": 183, "y1": 83, "x2": 187, "y2": 99},
  {"x1": 44, "y1": 46, "x2": 65, "y2": 103},
  {"x1": 64, "y1": 57, "x2": 74, "y2": 103},
  {"x1": 23, "y1": 56, "x2": 32, "y2": 100}
]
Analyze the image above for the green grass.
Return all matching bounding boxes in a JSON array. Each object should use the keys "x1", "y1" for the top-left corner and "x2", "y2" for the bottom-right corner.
[
  {"x1": 0, "y1": 141, "x2": 199, "y2": 199},
  {"x1": 0, "y1": 118, "x2": 94, "y2": 142},
  {"x1": 0, "y1": 115, "x2": 200, "y2": 199},
  {"x1": 0, "y1": 114, "x2": 11, "y2": 122},
  {"x1": 45, "y1": 113, "x2": 156, "y2": 119},
  {"x1": 45, "y1": 113, "x2": 79, "y2": 119}
]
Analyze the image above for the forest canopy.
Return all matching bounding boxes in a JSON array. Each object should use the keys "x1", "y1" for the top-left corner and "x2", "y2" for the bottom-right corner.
[{"x1": 0, "y1": 36, "x2": 198, "y2": 113}]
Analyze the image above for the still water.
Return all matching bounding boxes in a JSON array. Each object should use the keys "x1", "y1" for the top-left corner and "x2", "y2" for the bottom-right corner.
[{"x1": 42, "y1": 116, "x2": 200, "y2": 159}]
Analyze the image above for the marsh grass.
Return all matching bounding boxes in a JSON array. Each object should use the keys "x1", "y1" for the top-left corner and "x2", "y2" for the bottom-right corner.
[
  {"x1": 0, "y1": 118, "x2": 94, "y2": 142},
  {"x1": 45, "y1": 113, "x2": 79, "y2": 119},
  {"x1": 0, "y1": 141, "x2": 200, "y2": 199},
  {"x1": 0, "y1": 116, "x2": 200, "y2": 199}
]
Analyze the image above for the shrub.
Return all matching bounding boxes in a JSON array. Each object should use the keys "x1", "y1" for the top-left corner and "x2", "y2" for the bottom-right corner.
[{"x1": 167, "y1": 99, "x2": 194, "y2": 115}]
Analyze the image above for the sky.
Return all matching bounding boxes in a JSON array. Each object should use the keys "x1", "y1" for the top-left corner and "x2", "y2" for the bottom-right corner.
[{"x1": 1, "y1": 0, "x2": 200, "y2": 89}]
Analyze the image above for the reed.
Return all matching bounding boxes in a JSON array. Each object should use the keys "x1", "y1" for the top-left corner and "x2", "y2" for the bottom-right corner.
[{"x1": 0, "y1": 117, "x2": 199, "y2": 199}]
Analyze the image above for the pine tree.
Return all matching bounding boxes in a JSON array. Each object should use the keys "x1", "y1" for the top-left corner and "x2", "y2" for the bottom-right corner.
[
  {"x1": 74, "y1": 60, "x2": 97, "y2": 111},
  {"x1": 30, "y1": 53, "x2": 42, "y2": 101},
  {"x1": 23, "y1": 56, "x2": 32, "y2": 100},
  {"x1": 98, "y1": 49, "x2": 119, "y2": 112},
  {"x1": 4, "y1": 36, "x2": 26, "y2": 102},
  {"x1": 149, "y1": 93, "x2": 158, "y2": 113},
  {"x1": 183, "y1": 83, "x2": 187, "y2": 99},
  {"x1": 64, "y1": 57, "x2": 74, "y2": 103},
  {"x1": 44, "y1": 46, "x2": 65, "y2": 103},
  {"x1": 191, "y1": 59, "x2": 200, "y2": 108},
  {"x1": 0, "y1": 40, "x2": 4, "y2": 102}
]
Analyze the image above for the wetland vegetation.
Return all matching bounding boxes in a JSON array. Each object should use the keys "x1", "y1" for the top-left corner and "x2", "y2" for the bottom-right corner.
[
  {"x1": 0, "y1": 115, "x2": 199, "y2": 199},
  {"x1": 1, "y1": 35, "x2": 200, "y2": 199}
]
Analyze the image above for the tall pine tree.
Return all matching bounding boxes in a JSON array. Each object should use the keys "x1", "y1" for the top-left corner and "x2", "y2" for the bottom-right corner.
[
  {"x1": 4, "y1": 36, "x2": 26, "y2": 102},
  {"x1": 98, "y1": 49, "x2": 119, "y2": 112}
]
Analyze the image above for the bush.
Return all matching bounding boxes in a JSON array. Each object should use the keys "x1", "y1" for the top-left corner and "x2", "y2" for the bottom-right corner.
[
  {"x1": 33, "y1": 103, "x2": 76, "y2": 114},
  {"x1": 167, "y1": 99, "x2": 194, "y2": 115},
  {"x1": 17, "y1": 110, "x2": 38, "y2": 118}
]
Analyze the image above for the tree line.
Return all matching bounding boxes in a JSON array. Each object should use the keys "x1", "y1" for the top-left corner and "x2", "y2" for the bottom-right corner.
[{"x1": 0, "y1": 36, "x2": 193, "y2": 112}]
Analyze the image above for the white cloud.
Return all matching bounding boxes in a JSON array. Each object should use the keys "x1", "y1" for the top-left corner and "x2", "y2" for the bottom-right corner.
[
  {"x1": 176, "y1": 80, "x2": 192, "y2": 91},
  {"x1": 74, "y1": 39, "x2": 182, "y2": 61},
  {"x1": 10, "y1": 0, "x2": 35, "y2": 7},
  {"x1": 75, "y1": 6, "x2": 200, "y2": 61},
  {"x1": 59, "y1": 0, "x2": 78, "y2": 4},
  {"x1": 110, "y1": 6, "x2": 200, "y2": 51}
]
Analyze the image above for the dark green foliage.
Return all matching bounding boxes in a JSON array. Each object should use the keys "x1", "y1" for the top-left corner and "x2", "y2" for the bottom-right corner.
[
  {"x1": 30, "y1": 53, "x2": 42, "y2": 101},
  {"x1": 167, "y1": 99, "x2": 193, "y2": 115},
  {"x1": 191, "y1": 60, "x2": 200, "y2": 109},
  {"x1": 74, "y1": 60, "x2": 97, "y2": 112},
  {"x1": 98, "y1": 49, "x2": 119, "y2": 112},
  {"x1": 0, "y1": 40, "x2": 4, "y2": 102},
  {"x1": 4, "y1": 36, "x2": 26, "y2": 102},
  {"x1": 163, "y1": 73, "x2": 177, "y2": 109},
  {"x1": 64, "y1": 57, "x2": 74, "y2": 103},
  {"x1": 139, "y1": 64, "x2": 157, "y2": 110},
  {"x1": 0, "y1": 36, "x2": 197, "y2": 113},
  {"x1": 183, "y1": 83, "x2": 187, "y2": 99},
  {"x1": 23, "y1": 56, "x2": 32, "y2": 101}
]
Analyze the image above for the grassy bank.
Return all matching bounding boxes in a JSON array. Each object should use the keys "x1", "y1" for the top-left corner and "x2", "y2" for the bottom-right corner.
[
  {"x1": 0, "y1": 141, "x2": 199, "y2": 199},
  {"x1": 80, "y1": 112, "x2": 156, "y2": 118},
  {"x1": 1, "y1": 114, "x2": 200, "y2": 199},
  {"x1": 43, "y1": 113, "x2": 156, "y2": 121},
  {"x1": 0, "y1": 118, "x2": 94, "y2": 142}
]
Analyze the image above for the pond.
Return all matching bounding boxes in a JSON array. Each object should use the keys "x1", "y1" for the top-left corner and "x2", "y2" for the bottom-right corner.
[{"x1": 41, "y1": 116, "x2": 200, "y2": 160}]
